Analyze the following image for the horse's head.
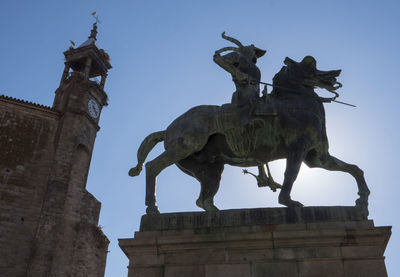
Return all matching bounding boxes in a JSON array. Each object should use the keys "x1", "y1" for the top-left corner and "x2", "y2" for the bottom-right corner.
[
  {"x1": 214, "y1": 32, "x2": 266, "y2": 85},
  {"x1": 279, "y1": 56, "x2": 342, "y2": 93}
]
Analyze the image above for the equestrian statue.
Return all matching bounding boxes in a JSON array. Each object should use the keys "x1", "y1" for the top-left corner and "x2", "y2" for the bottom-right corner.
[{"x1": 129, "y1": 32, "x2": 370, "y2": 216}]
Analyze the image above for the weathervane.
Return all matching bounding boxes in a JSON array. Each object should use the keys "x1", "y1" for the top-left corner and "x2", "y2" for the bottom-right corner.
[{"x1": 91, "y1": 11, "x2": 101, "y2": 24}]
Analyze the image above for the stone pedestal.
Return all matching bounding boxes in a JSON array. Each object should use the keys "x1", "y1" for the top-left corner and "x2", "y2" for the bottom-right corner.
[{"x1": 119, "y1": 207, "x2": 391, "y2": 277}]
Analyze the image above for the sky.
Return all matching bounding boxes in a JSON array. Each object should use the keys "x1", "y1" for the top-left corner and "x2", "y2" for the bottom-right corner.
[{"x1": 1, "y1": 0, "x2": 399, "y2": 276}]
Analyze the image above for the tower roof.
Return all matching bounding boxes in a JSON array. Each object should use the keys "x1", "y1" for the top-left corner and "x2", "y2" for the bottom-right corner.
[{"x1": 63, "y1": 21, "x2": 111, "y2": 78}]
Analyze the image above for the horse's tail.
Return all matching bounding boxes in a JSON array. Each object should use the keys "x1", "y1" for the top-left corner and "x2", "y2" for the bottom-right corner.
[{"x1": 128, "y1": 130, "x2": 165, "y2": 177}]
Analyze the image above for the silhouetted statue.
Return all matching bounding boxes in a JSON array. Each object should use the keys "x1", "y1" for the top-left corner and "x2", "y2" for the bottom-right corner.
[{"x1": 129, "y1": 33, "x2": 369, "y2": 216}]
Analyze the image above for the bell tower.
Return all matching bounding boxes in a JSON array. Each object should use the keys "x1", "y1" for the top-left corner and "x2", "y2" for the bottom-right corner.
[
  {"x1": 26, "y1": 20, "x2": 112, "y2": 277},
  {"x1": 53, "y1": 21, "x2": 111, "y2": 122}
]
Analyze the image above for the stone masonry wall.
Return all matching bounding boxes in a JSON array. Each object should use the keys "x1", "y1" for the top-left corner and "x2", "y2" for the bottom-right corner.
[
  {"x1": 0, "y1": 96, "x2": 109, "y2": 277},
  {"x1": 70, "y1": 191, "x2": 109, "y2": 277},
  {"x1": 0, "y1": 98, "x2": 59, "y2": 276},
  {"x1": 120, "y1": 207, "x2": 391, "y2": 277}
]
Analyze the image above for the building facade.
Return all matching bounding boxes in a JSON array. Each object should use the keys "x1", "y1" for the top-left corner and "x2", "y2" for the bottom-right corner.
[{"x1": 0, "y1": 22, "x2": 111, "y2": 277}]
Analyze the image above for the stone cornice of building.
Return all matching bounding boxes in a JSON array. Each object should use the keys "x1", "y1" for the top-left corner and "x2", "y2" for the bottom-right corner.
[{"x1": 0, "y1": 94, "x2": 60, "y2": 117}]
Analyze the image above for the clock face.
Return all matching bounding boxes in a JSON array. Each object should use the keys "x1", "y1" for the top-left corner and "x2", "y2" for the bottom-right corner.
[{"x1": 87, "y1": 99, "x2": 100, "y2": 119}]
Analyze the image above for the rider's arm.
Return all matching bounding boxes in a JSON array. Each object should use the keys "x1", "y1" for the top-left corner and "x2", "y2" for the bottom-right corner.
[
  {"x1": 213, "y1": 52, "x2": 248, "y2": 83},
  {"x1": 213, "y1": 52, "x2": 237, "y2": 75}
]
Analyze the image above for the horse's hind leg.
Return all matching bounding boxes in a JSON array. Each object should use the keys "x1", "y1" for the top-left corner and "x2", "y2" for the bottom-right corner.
[
  {"x1": 145, "y1": 145, "x2": 194, "y2": 214},
  {"x1": 305, "y1": 153, "x2": 370, "y2": 215},
  {"x1": 196, "y1": 162, "x2": 224, "y2": 211},
  {"x1": 177, "y1": 159, "x2": 224, "y2": 212}
]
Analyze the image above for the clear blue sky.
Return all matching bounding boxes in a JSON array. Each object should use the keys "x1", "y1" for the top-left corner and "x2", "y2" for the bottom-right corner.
[{"x1": 1, "y1": 1, "x2": 399, "y2": 276}]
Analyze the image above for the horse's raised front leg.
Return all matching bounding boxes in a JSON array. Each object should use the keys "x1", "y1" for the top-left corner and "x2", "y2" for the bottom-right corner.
[
  {"x1": 278, "y1": 152, "x2": 304, "y2": 207},
  {"x1": 145, "y1": 144, "x2": 194, "y2": 214},
  {"x1": 305, "y1": 154, "x2": 370, "y2": 216}
]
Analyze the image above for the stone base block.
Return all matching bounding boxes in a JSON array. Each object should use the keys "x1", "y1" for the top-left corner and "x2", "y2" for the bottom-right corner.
[{"x1": 119, "y1": 207, "x2": 391, "y2": 277}]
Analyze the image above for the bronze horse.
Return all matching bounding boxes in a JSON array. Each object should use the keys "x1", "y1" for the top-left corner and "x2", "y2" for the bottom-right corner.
[{"x1": 129, "y1": 33, "x2": 369, "y2": 215}]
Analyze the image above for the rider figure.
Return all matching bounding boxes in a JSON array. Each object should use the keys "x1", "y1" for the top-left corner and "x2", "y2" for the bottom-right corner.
[{"x1": 213, "y1": 33, "x2": 268, "y2": 125}]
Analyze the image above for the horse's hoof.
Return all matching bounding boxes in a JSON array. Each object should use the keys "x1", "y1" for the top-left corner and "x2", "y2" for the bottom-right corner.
[
  {"x1": 196, "y1": 199, "x2": 204, "y2": 209},
  {"x1": 128, "y1": 166, "x2": 142, "y2": 177},
  {"x1": 288, "y1": 200, "x2": 304, "y2": 207},
  {"x1": 146, "y1": 205, "x2": 160, "y2": 215},
  {"x1": 279, "y1": 196, "x2": 304, "y2": 207},
  {"x1": 203, "y1": 198, "x2": 219, "y2": 212}
]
